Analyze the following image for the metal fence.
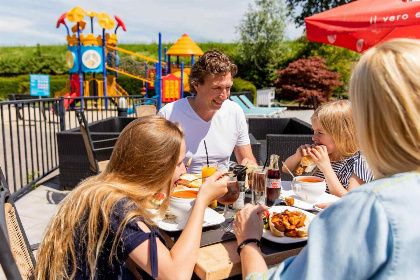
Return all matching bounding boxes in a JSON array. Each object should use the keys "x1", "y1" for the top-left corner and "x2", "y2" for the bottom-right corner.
[{"x1": 0, "y1": 95, "x2": 152, "y2": 198}]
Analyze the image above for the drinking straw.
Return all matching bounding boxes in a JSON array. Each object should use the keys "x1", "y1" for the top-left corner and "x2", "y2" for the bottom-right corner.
[
  {"x1": 204, "y1": 140, "x2": 209, "y2": 166},
  {"x1": 262, "y1": 157, "x2": 269, "y2": 170},
  {"x1": 282, "y1": 161, "x2": 295, "y2": 179}
]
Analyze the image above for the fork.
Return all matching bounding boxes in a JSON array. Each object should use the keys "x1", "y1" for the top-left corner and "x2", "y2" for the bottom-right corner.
[{"x1": 223, "y1": 219, "x2": 235, "y2": 233}]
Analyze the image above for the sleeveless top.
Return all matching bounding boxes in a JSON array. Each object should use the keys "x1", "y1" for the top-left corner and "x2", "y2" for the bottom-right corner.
[
  {"x1": 69, "y1": 200, "x2": 167, "y2": 279},
  {"x1": 310, "y1": 151, "x2": 374, "y2": 193}
]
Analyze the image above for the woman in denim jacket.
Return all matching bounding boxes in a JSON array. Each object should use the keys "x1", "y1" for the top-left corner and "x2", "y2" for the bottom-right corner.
[{"x1": 234, "y1": 38, "x2": 420, "y2": 280}]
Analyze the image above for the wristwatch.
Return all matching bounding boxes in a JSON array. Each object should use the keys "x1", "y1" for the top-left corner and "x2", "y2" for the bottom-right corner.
[{"x1": 237, "y1": 238, "x2": 262, "y2": 255}]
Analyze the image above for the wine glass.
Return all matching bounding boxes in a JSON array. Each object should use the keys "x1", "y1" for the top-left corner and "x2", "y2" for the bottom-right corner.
[{"x1": 217, "y1": 176, "x2": 239, "y2": 218}]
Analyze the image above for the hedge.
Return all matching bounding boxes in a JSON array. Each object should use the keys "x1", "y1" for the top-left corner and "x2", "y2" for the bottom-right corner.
[
  {"x1": 0, "y1": 75, "x2": 69, "y2": 100},
  {"x1": 231, "y1": 77, "x2": 256, "y2": 102}
]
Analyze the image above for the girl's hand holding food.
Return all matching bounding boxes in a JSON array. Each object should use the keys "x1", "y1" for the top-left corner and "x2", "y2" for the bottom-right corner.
[
  {"x1": 308, "y1": 145, "x2": 332, "y2": 172},
  {"x1": 196, "y1": 170, "x2": 229, "y2": 205},
  {"x1": 297, "y1": 144, "x2": 315, "y2": 158}
]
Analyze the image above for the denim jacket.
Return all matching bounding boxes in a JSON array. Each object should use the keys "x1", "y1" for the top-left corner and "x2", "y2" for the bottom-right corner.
[{"x1": 247, "y1": 172, "x2": 420, "y2": 280}]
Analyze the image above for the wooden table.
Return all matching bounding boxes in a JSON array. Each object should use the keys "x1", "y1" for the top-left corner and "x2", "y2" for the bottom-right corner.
[{"x1": 162, "y1": 181, "x2": 339, "y2": 280}]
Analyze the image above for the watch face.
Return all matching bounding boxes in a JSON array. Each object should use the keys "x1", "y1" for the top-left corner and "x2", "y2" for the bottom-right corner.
[
  {"x1": 65, "y1": 51, "x2": 75, "y2": 69},
  {"x1": 82, "y1": 50, "x2": 102, "y2": 69}
]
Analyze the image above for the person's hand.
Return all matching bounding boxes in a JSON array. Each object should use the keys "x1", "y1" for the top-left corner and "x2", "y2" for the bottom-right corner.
[
  {"x1": 315, "y1": 202, "x2": 333, "y2": 209},
  {"x1": 196, "y1": 170, "x2": 228, "y2": 205},
  {"x1": 240, "y1": 157, "x2": 257, "y2": 167},
  {"x1": 296, "y1": 144, "x2": 314, "y2": 158},
  {"x1": 233, "y1": 204, "x2": 268, "y2": 245},
  {"x1": 308, "y1": 145, "x2": 331, "y2": 172}
]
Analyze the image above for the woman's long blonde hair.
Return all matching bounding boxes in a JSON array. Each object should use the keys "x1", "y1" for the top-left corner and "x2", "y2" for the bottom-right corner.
[
  {"x1": 311, "y1": 100, "x2": 358, "y2": 158},
  {"x1": 35, "y1": 116, "x2": 184, "y2": 280},
  {"x1": 349, "y1": 38, "x2": 420, "y2": 178}
]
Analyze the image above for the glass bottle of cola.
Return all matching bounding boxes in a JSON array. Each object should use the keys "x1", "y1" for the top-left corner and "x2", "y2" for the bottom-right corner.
[{"x1": 266, "y1": 154, "x2": 281, "y2": 207}]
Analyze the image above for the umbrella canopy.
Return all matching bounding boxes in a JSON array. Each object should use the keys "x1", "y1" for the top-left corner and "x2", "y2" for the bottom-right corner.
[
  {"x1": 305, "y1": 0, "x2": 420, "y2": 52},
  {"x1": 166, "y1": 34, "x2": 204, "y2": 57}
]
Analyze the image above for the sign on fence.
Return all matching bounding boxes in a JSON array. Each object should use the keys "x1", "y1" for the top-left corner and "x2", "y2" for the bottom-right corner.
[{"x1": 30, "y1": 74, "x2": 50, "y2": 97}]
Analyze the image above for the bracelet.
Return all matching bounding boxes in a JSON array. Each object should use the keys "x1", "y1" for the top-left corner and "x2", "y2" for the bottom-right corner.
[{"x1": 237, "y1": 238, "x2": 261, "y2": 255}]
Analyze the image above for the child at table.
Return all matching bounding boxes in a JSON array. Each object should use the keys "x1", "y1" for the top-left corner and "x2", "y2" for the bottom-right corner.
[
  {"x1": 282, "y1": 100, "x2": 374, "y2": 197},
  {"x1": 35, "y1": 116, "x2": 229, "y2": 280}
]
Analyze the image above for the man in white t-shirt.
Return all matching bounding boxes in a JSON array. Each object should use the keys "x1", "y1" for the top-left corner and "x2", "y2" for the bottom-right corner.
[{"x1": 158, "y1": 50, "x2": 257, "y2": 174}]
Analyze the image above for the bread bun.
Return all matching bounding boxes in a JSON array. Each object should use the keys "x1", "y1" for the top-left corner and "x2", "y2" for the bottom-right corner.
[
  {"x1": 301, "y1": 155, "x2": 314, "y2": 166},
  {"x1": 177, "y1": 174, "x2": 202, "y2": 188},
  {"x1": 301, "y1": 155, "x2": 316, "y2": 173}
]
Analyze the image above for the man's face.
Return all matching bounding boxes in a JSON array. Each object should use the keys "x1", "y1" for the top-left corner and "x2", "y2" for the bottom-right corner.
[{"x1": 194, "y1": 72, "x2": 233, "y2": 112}]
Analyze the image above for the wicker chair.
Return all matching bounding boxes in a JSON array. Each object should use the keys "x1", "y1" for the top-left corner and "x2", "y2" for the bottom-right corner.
[
  {"x1": 76, "y1": 111, "x2": 118, "y2": 174},
  {"x1": 248, "y1": 118, "x2": 313, "y2": 141},
  {"x1": 267, "y1": 134, "x2": 313, "y2": 181},
  {"x1": 135, "y1": 105, "x2": 157, "y2": 117},
  {"x1": 0, "y1": 168, "x2": 36, "y2": 280},
  {"x1": 248, "y1": 118, "x2": 314, "y2": 181},
  {"x1": 133, "y1": 98, "x2": 157, "y2": 117},
  {"x1": 229, "y1": 133, "x2": 262, "y2": 165}
]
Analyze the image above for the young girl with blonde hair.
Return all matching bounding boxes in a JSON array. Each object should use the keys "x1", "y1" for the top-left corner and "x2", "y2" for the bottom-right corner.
[
  {"x1": 283, "y1": 100, "x2": 374, "y2": 197},
  {"x1": 233, "y1": 38, "x2": 420, "y2": 280},
  {"x1": 35, "y1": 115, "x2": 228, "y2": 280}
]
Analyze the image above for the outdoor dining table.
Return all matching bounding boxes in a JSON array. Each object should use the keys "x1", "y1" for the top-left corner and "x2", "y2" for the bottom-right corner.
[{"x1": 159, "y1": 181, "x2": 339, "y2": 280}]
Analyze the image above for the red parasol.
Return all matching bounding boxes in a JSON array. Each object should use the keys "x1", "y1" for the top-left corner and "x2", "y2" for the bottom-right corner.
[{"x1": 305, "y1": 0, "x2": 420, "y2": 52}]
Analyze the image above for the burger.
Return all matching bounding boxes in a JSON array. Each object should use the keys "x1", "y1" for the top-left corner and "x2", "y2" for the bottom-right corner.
[
  {"x1": 176, "y1": 174, "x2": 202, "y2": 188},
  {"x1": 269, "y1": 210, "x2": 309, "y2": 238},
  {"x1": 295, "y1": 155, "x2": 317, "y2": 175}
]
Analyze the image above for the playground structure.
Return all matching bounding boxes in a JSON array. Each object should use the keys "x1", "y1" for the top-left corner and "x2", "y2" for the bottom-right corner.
[{"x1": 56, "y1": 7, "x2": 204, "y2": 111}]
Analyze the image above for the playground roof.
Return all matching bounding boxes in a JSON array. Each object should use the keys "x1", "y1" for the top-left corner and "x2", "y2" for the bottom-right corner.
[{"x1": 166, "y1": 34, "x2": 204, "y2": 57}]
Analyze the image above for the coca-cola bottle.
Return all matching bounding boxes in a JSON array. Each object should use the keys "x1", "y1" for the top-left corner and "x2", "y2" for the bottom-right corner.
[{"x1": 266, "y1": 154, "x2": 281, "y2": 207}]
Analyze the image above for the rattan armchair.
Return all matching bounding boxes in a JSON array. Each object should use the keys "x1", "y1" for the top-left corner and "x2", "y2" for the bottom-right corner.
[
  {"x1": 0, "y1": 168, "x2": 36, "y2": 280},
  {"x1": 133, "y1": 98, "x2": 157, "y2": 117},
  {"x1": 248, "y1": 118, "x2": 314, "y2": 180},
  {"x1": 76, "y1": 111, "x2": 118, "y2": 174}
]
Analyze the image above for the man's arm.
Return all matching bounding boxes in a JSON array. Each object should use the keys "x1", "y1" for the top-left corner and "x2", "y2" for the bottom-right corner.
[{"x1": 234, "y1": 144, "x2": 257, "y2": 166}]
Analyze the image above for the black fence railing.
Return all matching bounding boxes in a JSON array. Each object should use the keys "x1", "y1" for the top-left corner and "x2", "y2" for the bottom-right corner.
[{"x1": 0, "y1": 95, "x2": 154, "y2": 198}]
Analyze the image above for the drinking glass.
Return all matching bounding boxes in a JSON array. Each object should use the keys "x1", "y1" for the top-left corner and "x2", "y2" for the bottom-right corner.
[
  {"x1": 217, "y1": 175, "x2": 239, "y2": 218},
  {"x1": 251, "y1": 169, "x2": 267, "y2": 206},
  {"x1": 202, "y1": 162, "x2": 218, "y2": 208},
  {"x1": 202, "y1": 162, "x2": 218, "y2": 181}
]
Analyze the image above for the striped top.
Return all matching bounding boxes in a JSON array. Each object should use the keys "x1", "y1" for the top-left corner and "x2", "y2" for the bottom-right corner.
[{"x1": 310, "y1": 151, "x2": 374, "y2": 193}]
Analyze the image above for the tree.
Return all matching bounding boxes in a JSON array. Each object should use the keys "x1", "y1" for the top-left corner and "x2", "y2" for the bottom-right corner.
[
  {"x1": 235, "y1": 0, "x2": 287, "y2": 89},
  {"x1": 278, "y1": 35, "x2": 360, "y2": 98},
  {"x1": 274, "y1": 56, "x2": 343, "y2": 107},
  {"x1": 286, "y1": 0, "x2": 354, "y2": 27}
]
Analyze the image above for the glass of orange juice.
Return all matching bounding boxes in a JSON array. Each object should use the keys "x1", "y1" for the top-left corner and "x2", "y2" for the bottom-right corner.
[{"x1": 202, "y1": 162, "x2": 218, "y2": 208}]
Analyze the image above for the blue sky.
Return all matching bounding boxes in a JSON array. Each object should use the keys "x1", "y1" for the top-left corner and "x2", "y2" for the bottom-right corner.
[{"x1": 0, "y1": 0, "x2": 304, "y2": 46}]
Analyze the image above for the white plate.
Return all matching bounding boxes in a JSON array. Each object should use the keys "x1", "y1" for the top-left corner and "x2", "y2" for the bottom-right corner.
[
  {"x1": 262, "y1": 206, "x2": 315, "y2": 244},
  {"x1": 156, "y1": 208, "x2": 225, "y2": 232}
]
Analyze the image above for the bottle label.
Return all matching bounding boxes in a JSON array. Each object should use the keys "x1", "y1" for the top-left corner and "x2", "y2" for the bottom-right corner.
[{"x1": 268, "y1": 178, "x2": 281, "y2": 188}]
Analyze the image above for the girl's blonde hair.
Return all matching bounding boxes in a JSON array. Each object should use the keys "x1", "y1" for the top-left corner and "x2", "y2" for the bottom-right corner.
[
  {"x1": 349, "y1": 38, "x2": 420, "y2": 179},
  {"x1": 311, "y1": 100, "x2": 358, "y2": 158},
  {"x1": 35, "y1": 116, "x2": 184, "y2": 280}
]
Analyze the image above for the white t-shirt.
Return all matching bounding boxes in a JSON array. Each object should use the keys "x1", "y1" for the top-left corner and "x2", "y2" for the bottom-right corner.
[{"x1": 158, "y1": 97, "x2": 250, "y2": 174}]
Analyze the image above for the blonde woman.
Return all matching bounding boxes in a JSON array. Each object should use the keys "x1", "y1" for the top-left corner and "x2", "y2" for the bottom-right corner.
[
  {"x1": 283, "y1": 100, "x2": 374, "y2": 197},
  {"x1": 35, "y1": 116, "x2": 228, "y2": 280},
  {"x1": 234, "y1": 38, "x2": 420, "y2": 279}
]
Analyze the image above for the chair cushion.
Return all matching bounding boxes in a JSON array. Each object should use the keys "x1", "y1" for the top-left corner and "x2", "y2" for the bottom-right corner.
[{"x1": 5, "y1": 203, "x2": 35, "y2": 279}]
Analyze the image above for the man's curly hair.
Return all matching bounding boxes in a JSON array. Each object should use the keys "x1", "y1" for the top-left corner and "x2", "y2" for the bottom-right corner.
[{"x1": 188, "y1": 50, "x2": 238, "y2": 94}]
